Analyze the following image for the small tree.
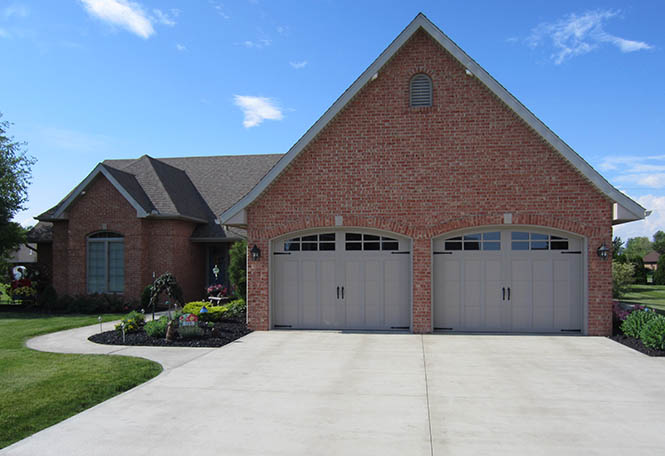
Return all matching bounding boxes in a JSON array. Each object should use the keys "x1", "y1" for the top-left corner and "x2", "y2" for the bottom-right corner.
[
  {"x1": 612, "y1": 261, "x2": 635, "y2": 298},
  {"x1": 228, "y1": 240, "x2": 247, "y2": 301},
  {"x1": 624, "y1": 237, "x2": 652, "y2": 260},
  {"x1": 653, "y1": 230, "x2": 665, "y2": 256},
  {"x1": 654, "y1": 255, "x2": 665, "y2": 286},
  {"x1": 149, "y1": 273, "x2": 184, "y2": 319},
  {"x1": 0, "y1": 115, "x2": 36, "y2": 274},
  {"x1": 629, "y1": 257, "x2": 648, "y2": 285},
  {"x1": 612, "y1": 236, "x2": 624, "y2": 259}
]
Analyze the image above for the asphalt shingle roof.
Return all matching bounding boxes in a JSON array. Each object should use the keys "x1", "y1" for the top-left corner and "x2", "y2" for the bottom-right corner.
[{"x1": 37, "y1": 154, "x2": 282, "y2": 240}]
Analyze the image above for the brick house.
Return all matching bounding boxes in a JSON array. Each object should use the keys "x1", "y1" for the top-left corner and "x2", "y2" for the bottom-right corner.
[
  {"x1": 219, "y1": 14, "x2": 646, "y2": 336},
  {"x1": 31, "y1": 154, "x2": 281, "y2": 302}
]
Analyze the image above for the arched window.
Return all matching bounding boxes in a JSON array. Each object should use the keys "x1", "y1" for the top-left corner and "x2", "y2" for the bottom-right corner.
[
  {"x1": 410, "y1": 73, "x2": 432, "y2": 107},
  {"x1": 87, "y1": 232, "x2": 124, "y2": 293}
]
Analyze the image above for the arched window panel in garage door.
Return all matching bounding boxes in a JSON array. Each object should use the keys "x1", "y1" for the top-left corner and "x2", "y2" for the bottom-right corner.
[
  {"x1": 443, "y1": 232, "x2": 501, "y2": 251},
  {"x1": 345, "y1": 233, "x2": 400, "y2": 251},
  {"x1": 511, "y1": 232, "x2": 569, "y2": 251},
  {"x1": 283, "y1": 233, "x2": 336, "y2": 252}
]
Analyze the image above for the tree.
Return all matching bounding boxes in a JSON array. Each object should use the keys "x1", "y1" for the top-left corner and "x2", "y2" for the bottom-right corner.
[
  {"x1": 612, "y1": 236, "x2": 624, "y2": 259},
  {"x1": 653, "y1": 230, "x2": 665, "y2": 255},
  {"x1": 654, "y1": 255, "x2": 665, "y2": 286},
  {"x1": 629, "y1": 257, "x2": 648, "y2": 285},
  {"x1": 612, "y1": 261, "x2": 635, "y2": 298},
  {"x1": 623, "y1": 237, "x2": 652, "y2": 260},
  {"x1": 228, "y1": 240, "x2": 247, "y2": 301},
  {"x1": 0, "y1": 114, "x2": 35, "y2": 273}
]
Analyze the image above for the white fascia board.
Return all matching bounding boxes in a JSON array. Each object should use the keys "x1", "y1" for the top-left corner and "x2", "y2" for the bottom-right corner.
[
  {"x1": 219, "y1": 13, "x2": 646, "y2": 224},
  {"x1": 52, "y1": 164, "x2": 149, "y2": 219},
  {"x1": 613, "y1": 202, "x2": 645, "y2": 225}
]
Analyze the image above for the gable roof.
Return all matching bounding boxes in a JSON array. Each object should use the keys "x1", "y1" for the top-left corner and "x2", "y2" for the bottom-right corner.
[
  {"x1": 38, "y1": 153, "x2": 282, "y2": 240},
  {"x1": 219, "y1": 13, "x2": 647, "y2": 227},
  {"x1": 644, "y1": 251, "x2": 660, "y2": 263}
]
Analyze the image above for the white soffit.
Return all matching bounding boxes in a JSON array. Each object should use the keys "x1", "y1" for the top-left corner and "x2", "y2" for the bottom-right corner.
[{"x1": 220, "y1": 13, "x2": 647, "y2": 225}]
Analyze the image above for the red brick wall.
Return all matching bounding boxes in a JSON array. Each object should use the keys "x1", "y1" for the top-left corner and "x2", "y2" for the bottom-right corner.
[
  {"x1": 50, "y1": 175, "x2": 206, "y2": 303},
  {"x1": 246, "y1": 30, "x2": 614, "y2": 335}
]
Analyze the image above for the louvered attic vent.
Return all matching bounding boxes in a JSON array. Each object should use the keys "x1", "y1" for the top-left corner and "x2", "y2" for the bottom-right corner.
[{"x1": 410, "y1": 73, "x2": 432, "y2": 107}]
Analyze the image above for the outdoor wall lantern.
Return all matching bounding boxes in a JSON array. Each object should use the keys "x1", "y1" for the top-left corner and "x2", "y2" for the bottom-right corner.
[
  {"x1": 251, "y1": 244, "x2": 261, "y2": 261},
  {"x1": 597, "y1": 243, "x2": 610, "y2": 259}
]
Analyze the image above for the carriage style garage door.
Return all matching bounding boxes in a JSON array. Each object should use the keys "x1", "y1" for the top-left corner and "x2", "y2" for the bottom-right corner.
[
  {"x1": 433, "y1": 228, "x2": 583, "y2": 333},
  {"x1": 272, "y1": 230, "x2": 411, "y2": 330}
]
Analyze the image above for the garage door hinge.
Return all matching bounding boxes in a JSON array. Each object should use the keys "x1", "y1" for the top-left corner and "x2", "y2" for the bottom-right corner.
[
  {"x1": 434, "y1": 327, "x2": 453, "y2": 331},
  {"x1": 390, "y1": 326, "x2": 410, "y2": 330},
  {"x1": 274, "y1": 324, "x2": 293, "y2": 328},
  {"x1": 273, "y1": 252, "x2": 292, "y2": 255},
  {"x1": 561, "y1": 251, "x2": 581, "y2": 255},
  {"x1": 560, "y1": 329, "x2": 582, "y2": 333},
  {"x1": 391, "y1": 251, "x2": 411, "y2": 255},
  {"x1": 433, "y1": 251, "x2": 453, "y2": 255}
]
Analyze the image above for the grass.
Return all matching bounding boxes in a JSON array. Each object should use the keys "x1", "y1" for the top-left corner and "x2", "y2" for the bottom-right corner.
[
  {"x1": 621, "y1": 284, "x2": 665, "y2": 312},
  {"x1": 0, "y1": 313, "x2": 162, "y2": 449}
]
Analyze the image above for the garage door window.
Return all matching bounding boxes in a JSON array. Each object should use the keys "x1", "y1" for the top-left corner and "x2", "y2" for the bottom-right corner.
[
  {"x1": 284, "y1": 233, "x2": 336, "y2": 252},
  {"x1": 511, "y1": 232, "x2": 569, "y2": 251},
  {"x1": 444, "y1": 232, "x2": 501, "y2": 251},
  {"x1": 345, "y1": 233, "x2": 399, "y2": 251}
]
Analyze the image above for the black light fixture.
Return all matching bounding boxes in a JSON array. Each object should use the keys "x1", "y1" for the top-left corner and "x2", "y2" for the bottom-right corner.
[
  {"x1": 597, "y1": 243, "x2": 610, "y2": 259},
  {"x1": 251, "y1": 244, "x2": 261, "y2": 261}
]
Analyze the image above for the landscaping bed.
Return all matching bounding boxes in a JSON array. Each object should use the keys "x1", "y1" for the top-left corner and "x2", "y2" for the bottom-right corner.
[
  {"x1": 610, "y1": 334, "x2": 665, "y2": 357},
  {"x1": 89, "y1": 318, "x2": 251, "y2": 348}
]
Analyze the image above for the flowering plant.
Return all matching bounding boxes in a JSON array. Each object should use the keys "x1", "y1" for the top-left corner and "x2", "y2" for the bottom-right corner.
[
  {"x1": 613, "y1": 301, "x2": 645, "y2": 322},
  {"x1": 11, "y1": 278, "x2": 32, "y2": 290},
  {"x1": 206, "y1": 284, "x2": 228, "y2": 297}
]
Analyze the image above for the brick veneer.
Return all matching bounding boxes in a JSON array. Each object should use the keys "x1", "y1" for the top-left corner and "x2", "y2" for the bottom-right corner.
[
  {"x1": 245, "y1": 29, "x2": 614, "y2": 335},
  {"x1": 50, "y1": 175, "x2": 206, "y2": 303}
]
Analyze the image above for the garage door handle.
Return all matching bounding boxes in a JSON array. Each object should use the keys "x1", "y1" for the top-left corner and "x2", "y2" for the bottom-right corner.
[
  {"x1": 502, "y1": 287, "x2": 505, "y2": 300},
  {"x1": 507, "y1": 287, "x2": 511, "y2": 300},
  {"x1": 341, "y1": 286, "x2": 344, "y2": 299},
  {"x1": 337, "y1": 286, "x2": 339, "y2": 299}
]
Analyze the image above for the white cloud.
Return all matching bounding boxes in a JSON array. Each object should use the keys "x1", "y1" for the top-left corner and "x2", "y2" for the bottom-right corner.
[
  {"x1": 3, "y1": 4, "x2": 29, "y2": 19},
  {"x1": 617, "y1": 173, "x2": 665, "y2": 189},
  {"x1": 79, "y1": 0, "x2": 154, "y2": 39},
  {"x1": 614, "y1": 194, "x2": 665, "y2": 241},
  {"x1": 233, "y1": 95, "x2": 283, "y2": 128},
  {"x1": 528, "y1": 9, "x2": 652, "y2": 64},
  {"x1": 176, "y1": 43, "x2": 186, "y2": 51},
  {"x1": 598, "y1": 154, "x2": 665, "y2": 190},
  {"x1": 237, "y1": 38, "x2": 271, "y2": 49},
  {"x1": 152, "y1": 8, "x2": 179, "y2": 26},
  {"x1": 209, "y1": 1, "x2": 229, "y2": 19},
  {"x1": 289, "y1": 60, "x2": 307, "y2": 70}
]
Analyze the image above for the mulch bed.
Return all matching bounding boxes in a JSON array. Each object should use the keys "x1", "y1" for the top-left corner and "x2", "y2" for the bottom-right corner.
[
  {"x1": 89, "y1": 319, "x2": 252, "y2": 348},
  {"x1": 609, "y1": 335, "x2": 665, "y2": 357}
]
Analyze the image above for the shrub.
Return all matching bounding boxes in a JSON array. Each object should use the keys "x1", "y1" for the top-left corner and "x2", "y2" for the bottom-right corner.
[
  {"x1": 115, "y1": 310, "x2": 145, "y2": 333},
  {"x1": 225, "y1": 299, "x2": 246, "y2": 319},
  {"x1": 629, "y1": 257, "x2": 648, "y2": 285},
  {"x1": 36, "y1": 285, "x2": 58, "y2": 309},
  {"x1": 178, "y1": 325, "x2": 204, "y2": 339},
  {"x1": 144, "y1": 316, "x2": 169, "y2": 338},
  {"x1": 140, "y1": 285, "x2": 152, "y2": 311},
  {"x1": 621, "y1": 310, "x2": 658, "y2": 338},
  {"x1": 229, "y1": 241, "x2": 247, "y2": 301},
  {"x1": 199, "y1": 306, "x2": 227, "y2": 322},
  {"x1": 612, "y1": 261, "x2": 635, "y2": 298},
  {"x1": 182, "y1": 301, "x2": 209, "y2": 314},
  {"x1": 640, "y1": 315, "x2": 665, "y2": 350},
  {"x1": 654, "y1": 255, "x2": 665, "y2": 285}
]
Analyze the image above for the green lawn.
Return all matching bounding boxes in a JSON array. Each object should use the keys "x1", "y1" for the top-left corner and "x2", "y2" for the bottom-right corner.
[
  {"x1": 621, "y1": 285, "x2": 665, "y2": 312},
  {"x1": 0, "y1": 313, "x2": 162, "y2": 449}
]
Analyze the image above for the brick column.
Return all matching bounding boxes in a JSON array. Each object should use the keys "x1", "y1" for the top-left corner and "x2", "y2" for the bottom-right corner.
[
  {"x1": 247, "y1": 237, "x2": 270, "y2": 330},
  {"x1": 412, "y1": 236, "x2": 432, "y2": 333}
]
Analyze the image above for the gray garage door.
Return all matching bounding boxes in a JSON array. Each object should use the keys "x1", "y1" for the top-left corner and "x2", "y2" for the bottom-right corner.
[
  {"x1": 433, "y1": 228, "x2": 583, "y2": 333},
  {"x1": 272, "y1": 230, "x2": 411, "y2": 330}
]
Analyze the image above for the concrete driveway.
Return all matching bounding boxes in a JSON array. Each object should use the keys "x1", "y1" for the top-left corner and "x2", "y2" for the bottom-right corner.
[{"x1": 4, "y1": 331, "x2": 665, "y2": 455}]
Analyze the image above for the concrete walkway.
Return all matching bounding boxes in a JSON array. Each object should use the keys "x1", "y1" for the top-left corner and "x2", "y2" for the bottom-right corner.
[
  {"x1": 25, "y1": 316, "x2": 215, "y2": 370},
  {"x1": 4, "y1": 328, "x2": 665, "y2": 455}
]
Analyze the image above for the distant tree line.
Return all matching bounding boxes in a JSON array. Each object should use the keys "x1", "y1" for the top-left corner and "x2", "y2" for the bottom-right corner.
[{"x1": 613, "y1": 230, "x2": 665, "y2": 287}]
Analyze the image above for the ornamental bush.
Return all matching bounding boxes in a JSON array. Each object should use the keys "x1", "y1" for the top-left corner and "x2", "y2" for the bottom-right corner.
[
  {"x1": 640, "y1": 315, "x2": 665, "y2": 350},
  {"x1": 612, "y1": 261, "x2": 635, "y2": 298},
  {"x1": 144, "y1": 316, "x2": 169, "y2": 338},
  {"x1": 225, "y1": 299, "x2": 246, "y2": 319},
  {"x1": 178, "y1": 325, "x2": 204, "y2": 339},
  {"x1": 199, "y1": 306, "x2": 227, "y2": 322},
  {"x1": 621, "y1": 310, "x2": 658, "y2": 339},
  {"x1": 182, "y1": 301, "x2": 209, "y2": 314},
  {"x1": 115, "y1": 310, "x2": 145, "y2": 333}
]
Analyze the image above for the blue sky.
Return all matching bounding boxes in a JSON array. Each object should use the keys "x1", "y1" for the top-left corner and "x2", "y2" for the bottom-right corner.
[{"x1": 1, "y1": 0, "x2": 663, "y2": 242}]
